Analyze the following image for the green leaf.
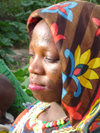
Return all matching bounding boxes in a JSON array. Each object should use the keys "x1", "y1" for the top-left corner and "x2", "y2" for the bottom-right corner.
[
  {"x1": 0, "y1": 20, "x2": 10, "y2": 27},
  {"x1": 0, "y1": 37, "x2": 13, "y2": 47},
  {"x1": 5, "y1": 32, "x2": 20, "y2": 41},
  {"x1": 21, "y1": 1, "x2": 34, "y2": 7},
  {"x1": 0, "y1": 49, "x2": 6, "y2": 57},
  {"x1": 21, "y1": 77, "x2": 29, "y2": 88},
  {"x1": 25, "y1": 89, "x2": 33, "y2": 96},
  {"x1": 22, "y1": 64, "x2": 29, "y2": 71},
  {"x1": 3, "y1": 48, "x2": 16, "y2": 55},
  {"x1": 10, "y1": 22, "x2": 26, "y2": 30},
  {"x1": 0, "y1": 40, "x2": 5, "y2": 46},
  {"x1": 4, "y1": 56, "x2": 15, "y2": 64},
  {"x1": 17, "y1": 76, "x2": 25, "y2": 82},
  {"x1": 21, "y1": 85, "x2": 26, "y2": 89},
  {"x1": 13, "y1": 69, "x2": 24, "y2": 77}
]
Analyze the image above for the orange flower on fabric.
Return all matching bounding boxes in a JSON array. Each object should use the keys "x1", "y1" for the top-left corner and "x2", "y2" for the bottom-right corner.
[
  {"x1": 92, "y1": 17, "x2": 100, "y2": 36},
  {"x1": 50, "y1": 23, "x2": 66, "y2": 44}
]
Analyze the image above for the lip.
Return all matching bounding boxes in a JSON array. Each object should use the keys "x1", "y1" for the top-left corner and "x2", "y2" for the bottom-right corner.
[{"x1": 28, "y1": 83, "x2": 46, "y2": 91}]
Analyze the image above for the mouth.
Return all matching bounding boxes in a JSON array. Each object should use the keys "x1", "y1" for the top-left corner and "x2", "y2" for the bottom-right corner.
[{"x1": 28, "y1": 83, "x2": 46, "y2": 91}]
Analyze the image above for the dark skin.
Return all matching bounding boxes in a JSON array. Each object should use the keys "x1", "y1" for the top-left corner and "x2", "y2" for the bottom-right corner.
[
  {"x1": 28, "y1": 20, "x2": 66, "y2": 121},
  {"x1": 0, "y1": 74, "x2": 16, "y2": 124},
  {"x1": 29, "y1": 20, "x2": 62, "y2": 103}
]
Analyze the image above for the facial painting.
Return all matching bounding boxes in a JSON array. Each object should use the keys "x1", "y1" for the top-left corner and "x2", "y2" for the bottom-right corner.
[{"x1": 28, "y1": 20, "x2": 62, "y2": 103}]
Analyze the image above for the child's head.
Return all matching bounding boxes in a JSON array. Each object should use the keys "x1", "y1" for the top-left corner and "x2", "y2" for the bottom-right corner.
[{"x1": 0, "y1": 74, "x2": 16, "y2": 117}]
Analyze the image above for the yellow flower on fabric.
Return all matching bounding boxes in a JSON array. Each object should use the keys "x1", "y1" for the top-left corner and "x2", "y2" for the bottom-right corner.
[{"x1": 73, "y1": 45, "x2": 100, "y2": 89}]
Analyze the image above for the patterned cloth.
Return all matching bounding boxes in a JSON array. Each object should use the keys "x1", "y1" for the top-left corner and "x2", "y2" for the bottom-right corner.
[
  {"x1": 9, "y1": 101, "x2": 72, "y2": 133},
  {"x1": 10, "y1": 1, "x2": 100, "y2": 132}
]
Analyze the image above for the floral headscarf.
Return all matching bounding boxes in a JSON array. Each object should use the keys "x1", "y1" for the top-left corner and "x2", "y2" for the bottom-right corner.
[{"x1": 27, "y1": 1, "x2": 100, "y2": 132}]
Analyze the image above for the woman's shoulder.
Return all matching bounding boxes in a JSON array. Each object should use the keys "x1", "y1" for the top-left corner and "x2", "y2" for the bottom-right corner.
[
  {"x1": 9, "y1": 101, "x2": 72, "y2": 133},
  {"x1": 13, "y1": 100, "x2": 39, "y2": 125}
]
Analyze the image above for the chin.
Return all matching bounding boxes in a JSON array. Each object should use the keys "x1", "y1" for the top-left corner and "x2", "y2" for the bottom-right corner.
[
  {"x1": 34, "y1": 96, "x2": 50, "y2": 102},
  {"x1": 35, "y1": 96, "x2": 61, "y2": 103},
  {"x1": 32, "y1": 91, "x2": 61, "y2": 103}
]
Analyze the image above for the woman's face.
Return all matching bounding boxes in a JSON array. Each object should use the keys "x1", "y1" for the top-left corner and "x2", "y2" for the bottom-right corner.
[{"x1": 28, "y1": 20, "x2": 62, "y2": 102}]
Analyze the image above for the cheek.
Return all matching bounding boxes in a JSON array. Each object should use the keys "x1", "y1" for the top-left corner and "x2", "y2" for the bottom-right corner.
[
  {"x1": 29, "y1": 57, "x2": 33, "y2": 64},
  {"x1": 45, "y1": 63, "x2": 62, "y2": 84},
  {"x1": 28, "y1": 58, "x2": 32, "y2": 69},
  {"x1": 51, "y1": 69, "x2": 62, "y2": 84}
]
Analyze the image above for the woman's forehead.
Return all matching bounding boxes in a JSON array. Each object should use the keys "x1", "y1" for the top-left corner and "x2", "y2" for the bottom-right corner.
[
  {"x1": 33, "y1": 20, "x2": 50, "y2": 35},
  {"x1": 30, "y1": 20, "x2": 54, "y2": 48},
  {"x1": 31, "y1": 33, "x2": 51, "y2": 48}
]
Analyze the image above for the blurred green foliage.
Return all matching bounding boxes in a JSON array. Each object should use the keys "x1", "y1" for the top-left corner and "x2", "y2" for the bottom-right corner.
[
  {"x1": 0, "y1": 20, "x2": 28, "y2": 64},
  {"x1": 13, "y1": 64, "x2": 33, "y2": 97},
  {"x1": 0, "y1": 0, "x2": 52, "y2": 22},
  {"x1": 0, "y1": 0, "x2": 52, "y2": 64}
]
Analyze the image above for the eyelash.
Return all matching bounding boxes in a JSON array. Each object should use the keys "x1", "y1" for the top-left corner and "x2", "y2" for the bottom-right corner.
[
  {"x1": 28, "y1": 53, "x2": 34, "y2": 58},
  {"x1": 28, "y1": 53, "x2": 59, "y2": 63},
  {"x1": 44, "y1": 57, "x2": 59, "y2": 63}
]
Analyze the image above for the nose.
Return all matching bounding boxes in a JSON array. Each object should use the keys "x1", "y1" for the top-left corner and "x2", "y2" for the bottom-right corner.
[{"x1": 28, "y1": 56, "x2": 45, "y2": 75}]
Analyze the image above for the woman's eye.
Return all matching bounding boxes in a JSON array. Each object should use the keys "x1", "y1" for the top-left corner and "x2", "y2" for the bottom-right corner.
[
  {"x1": 28, "y1": 53, "x2": 35, "y2": 58},
  {"x1": 44, "y1": 57, "x2": 59, "y2": 63}
]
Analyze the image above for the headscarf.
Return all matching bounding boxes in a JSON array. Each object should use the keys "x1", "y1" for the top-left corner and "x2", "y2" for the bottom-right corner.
[{"x1": 27, "y1": 1, "x2": 100, "y2": 132}]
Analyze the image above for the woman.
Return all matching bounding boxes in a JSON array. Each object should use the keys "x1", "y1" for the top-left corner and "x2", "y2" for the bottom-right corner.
[
  {"x1": 9, "y1": 9, "x2": 69, "y2": 133},
  {"x1": 10, "y1": 0, "x2": 100, "y2": 133}
]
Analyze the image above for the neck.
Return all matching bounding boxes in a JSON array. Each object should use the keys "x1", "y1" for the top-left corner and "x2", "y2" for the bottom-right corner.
[{"x1": 38, "y1": 102, "x2": 67, "y2": 121}]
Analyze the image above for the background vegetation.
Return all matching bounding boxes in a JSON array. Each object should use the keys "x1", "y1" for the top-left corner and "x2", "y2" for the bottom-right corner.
[{"x1": 0, "y1": 0, "x2": 100, "y2": 96}]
